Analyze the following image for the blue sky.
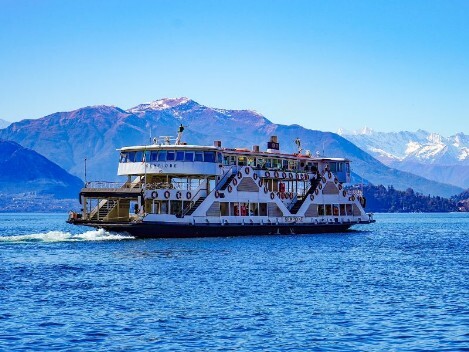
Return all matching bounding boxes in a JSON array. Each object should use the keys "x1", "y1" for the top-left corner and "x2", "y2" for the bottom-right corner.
[{"x1": 1, "y1": 0, "x2": 467, "y2": 135}]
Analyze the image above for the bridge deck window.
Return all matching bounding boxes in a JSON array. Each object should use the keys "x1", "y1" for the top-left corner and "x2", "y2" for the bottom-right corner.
[
  {"x1": 184, "y1": 151, "x2": 194, "y2": 162},
  {"x1": 195, "y1": 151, "x2": 203, "y2": 162},
  {"x1": 157, "y1": 151, "x2": 166, "y2": 162},
  {"x1": 204, "y1": 151, "x2": 215, "y2": 163},
  {"x1": 167, "y1": 151, "x2": 175, "y2": 161},
  {"x1": 176, "y1": 151, "x2": 184, "y2": 161}
]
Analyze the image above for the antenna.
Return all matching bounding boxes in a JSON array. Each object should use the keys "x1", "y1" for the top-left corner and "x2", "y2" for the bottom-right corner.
[{"x1": 84, "y1": 157, "x2": 87, "y2": 185}]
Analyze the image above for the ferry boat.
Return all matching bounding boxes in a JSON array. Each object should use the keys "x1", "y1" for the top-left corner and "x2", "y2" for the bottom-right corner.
[{"x1": 68, "y1": 125, "x2": 374, "y2": 237}]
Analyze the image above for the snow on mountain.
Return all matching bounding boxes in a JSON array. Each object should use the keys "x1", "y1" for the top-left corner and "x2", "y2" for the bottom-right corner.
[
  {"x1": 339, "y1": 128, "x2": 469, "y2": 165},
  {"x1": 127, "y1": 97, "x2": 193, "y2": 114},
  {"x1": 339, "y1": 127, "x2": 469, "y2": 188}
]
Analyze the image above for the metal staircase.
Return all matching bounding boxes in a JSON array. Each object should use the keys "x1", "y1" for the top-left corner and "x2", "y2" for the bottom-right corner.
[
  {"x1": 184, "y1": 197, "x2": 206, "y2": 216},
  {"x1": 90, "y1": 199, "x2": 117, "y2": 220},
  {"x1": 290, "y1": 178, "x2": 320, "y2": 214}
]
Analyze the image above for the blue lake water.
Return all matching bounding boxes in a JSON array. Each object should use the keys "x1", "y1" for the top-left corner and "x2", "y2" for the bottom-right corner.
[{"x1": 0, "y1": 213, "x2": 468, "y2": 351}]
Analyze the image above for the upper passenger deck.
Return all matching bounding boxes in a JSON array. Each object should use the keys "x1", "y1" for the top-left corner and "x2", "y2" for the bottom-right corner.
[{"x1": 116, "y1": 127, "x2": 351, "y2": 182}]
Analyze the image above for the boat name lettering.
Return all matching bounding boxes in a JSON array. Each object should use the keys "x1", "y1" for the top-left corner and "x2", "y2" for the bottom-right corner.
[{"x1": 284, "y1": 216, "x2": 303, "y2": 223}]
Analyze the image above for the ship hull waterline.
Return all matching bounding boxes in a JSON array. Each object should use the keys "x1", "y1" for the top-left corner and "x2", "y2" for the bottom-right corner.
[{"x1": 68, "y1": 220, "x2": 374, "y2": 238}]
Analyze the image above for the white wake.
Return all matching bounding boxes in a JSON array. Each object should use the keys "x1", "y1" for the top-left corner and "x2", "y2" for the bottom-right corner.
[{"x1": 0, "y1": 228, "x2": 135, "y2": 243}]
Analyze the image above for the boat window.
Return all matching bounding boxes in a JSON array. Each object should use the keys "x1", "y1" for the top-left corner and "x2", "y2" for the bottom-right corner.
[
  {"x1": 259, "y1": 203, "x2": 267, "y2": 216},
  {"x1": 265, "y1": 159, "x2": 272, "y2": 168},
  {"x1": 217, "y1": 152, "x2": 223, "y2": 164},
  {"x1": 195, "y1": 151, "x2": 204, "y2": 162},
  {"x1": 223, "y1": 155, "x2": 230, "y2": 165},
  {"x1": 176, "y1": 151, "x2": 185, "y2": 161},
  {"x1": 247, "y1": 157, "x2": 256, "y2": 166},
  {"x1": 257, "y1": 158, "x2": 265, "y2": 169},
  {"x1": 282, "y1": 160, "x2": 288, "y2": 170},
  {"x1": 272, "y1": 158, "x2": 281, "y2": 169},
  {"x1": 119, "y1": 152, "x2": 127, "y2": 163},
  {"x1": 150, "y1": 151, "x2": 158, "y2": 162},
  {"x1": 340, "y1": 204, "x2": 346, "y2": 215},
  {"x1": 204, "y1": 151, "x2": 215, "y2": 163},
  {"x1": 330, "y1": 162, "x2": 337, "y2": 172},
  {"x1": 325, "y1": 204, "x2": 332, "y2": 216},
  {"x1": 185, "y1": 151, "x2": 194, "y2": 162},
  {"x1": 346, "y1": 162, "x2": 350, "y2": 173},
  {"x1": 230, "y1": 156, "x2": 236, "y2": 165},
  {"x1": 134, "y1": 151, "x2": 143, "y2": 162},
  {"x1": 220, "y1": 202, "x2": 229, "y2": 216},
  {"x1": 238, "y1": 156, "x2": 247, "y2": 166},
  {"x1": 333, "y1": 204, "x2": 339, "y2": 216},
  {"x1": 337, "y1": 162, "x2": 343, "y2": 172},
  {"x1": 249, "y1": 202, "x2": 258, "y2": 216},
  {"x1": 289, "y1": 160, "x2": 296, "y2": 171},
  {"x1": 128, "y1": 151, "x2": 136, "y2": 162},
  {"x1": 167, "y1": 151, "x2": 175, "y2": 161},
  {"x1": 318, "y1": 204, "x2": 325, "y2": 216},
  {"x1": 157, "y1": 151, "x2": 167, "y2": 162}
]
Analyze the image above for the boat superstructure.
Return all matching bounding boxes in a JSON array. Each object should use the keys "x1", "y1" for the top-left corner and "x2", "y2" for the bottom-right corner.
[{"x1": 68, "y1": 126, "x2": 374, "y2": 237}]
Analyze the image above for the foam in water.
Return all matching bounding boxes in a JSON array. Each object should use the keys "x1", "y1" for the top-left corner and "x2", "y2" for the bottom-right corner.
[{"x1": 0, "y1": 228, "x2": 135, "y2": 243}]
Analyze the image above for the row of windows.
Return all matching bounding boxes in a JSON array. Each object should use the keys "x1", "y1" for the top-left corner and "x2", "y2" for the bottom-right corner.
[
  {"x1": 120, "y1": 150, "x2": 222, "y2": 163},
  {"x1": 319, "y1": 204, "x2": 353, "y2": 216}
]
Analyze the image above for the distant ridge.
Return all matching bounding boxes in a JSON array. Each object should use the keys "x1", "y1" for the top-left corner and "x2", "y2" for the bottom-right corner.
[
  {"x1": 339, "y1": 128, "x2": 469, "y2": 189},
  {"x1": 0, "y1": 98, "x2": 463, "y2": 197},
  {"x1": 0, "y1": 139, "x2": 83, "y2": 198}
]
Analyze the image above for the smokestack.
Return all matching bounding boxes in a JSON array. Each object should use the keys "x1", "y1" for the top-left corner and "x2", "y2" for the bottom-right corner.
[
  {"x1": 253, "y1": 145, "x2": 260, "y2": 152},
  {"x1": 214, "y1": 140, "x2": 222, "y2": 147}
]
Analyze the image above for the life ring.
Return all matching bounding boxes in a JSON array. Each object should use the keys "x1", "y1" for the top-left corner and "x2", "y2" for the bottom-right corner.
[
  {"x1": 244, "y1": 167, "x2": 250, "y2": 175},
  {"x1": 351, "y1": 195, "x2": 355, "y2": 201},
  {"x1": 186, "y1": 191, "x2": 192, "y2": 199},
  {"x1": 274, "y1": 171, "x2": 279, "y2": 178},
  {"x1": 264, "y1": 186, "x2": 268, "y2": 194},
  {"x1": 237, "y1": 171, "x2": 242, "y2": 179},
  {"x1": 334, "y1": 178, "x2": 338, "y2": 184},
  {"x1": 227, "y1": 185, "x2": 233, "y2": 193},
  {"x1": 215, "y1": 190, "x2": 220, "y2": 198},
  {"x1": 270, "y1": 192, "x2": 275, "y2": 200},
  {"x1": 338, "y1": 184, "x2": 342, "y2": 190},
  {"x1": 310, "y1": 194, "x2": 314, "y2": 201},
  {"x1": 253, "y1": 173, "x2": 258, "y2": 180},
  {"x1": 164, "y1": 190, "x2": 170, "y2": 199},
  {"x1": 233, "y1": 178, "x2": 238, "y2": 186},
  {"x1": 176, "y1": 191, "x2": 181, "y2": 199},
  {"x1": 289, "y1": 172, "x2": 293, "y2": 179},
  {"x1": 343, "y1": 190, "x2": 347, "y2": 197},
  {"x1": 322, "y1": 177, "x2": 326, "y2": 183},
  {"x1": 328, "y1": 171, "x2": 332, "y2": 179},
  {"x1": 318, "y1": 183, "x2": 323, "y2": 190},
  {"x1": 258, "y1": 179, "x2": 263, "y2": 187},
  {"x1": 282, "y1": 172, "x2": 286, "y2": 179},
  {"x1": 265, "y1": 171, "x2": 271, "y2": 178},
  {"x1": 315, "y1": 188, "x2": 319, "y2": 195},
  {"x1": 151, "y1": 191, "x2": 158, "y2": 199}
]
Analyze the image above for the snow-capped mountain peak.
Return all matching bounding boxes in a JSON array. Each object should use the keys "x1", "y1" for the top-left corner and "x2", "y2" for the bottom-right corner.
[{"x1": 127, "y1": 97, "x2": 195, "y2": 113}]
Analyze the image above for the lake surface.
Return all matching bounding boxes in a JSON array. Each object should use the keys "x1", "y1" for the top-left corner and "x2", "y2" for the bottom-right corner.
[{"x1": 1, "y1": 213, "x2": 468, "y2": 351}]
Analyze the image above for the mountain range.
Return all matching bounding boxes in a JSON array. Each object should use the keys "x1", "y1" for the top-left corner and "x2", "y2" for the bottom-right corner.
[
  {"x1": 338, "y1": 128, "x2": 469, "y2": 189},
  {"x1": 0, "y1": 119, "x2": 11, "y2": 129},
  {"x1": 0, "y1": 140, "x2": 83, "y2": 198},
  {"x1": 0, "y1": 98, "x2": 464, "y2": 198}
]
